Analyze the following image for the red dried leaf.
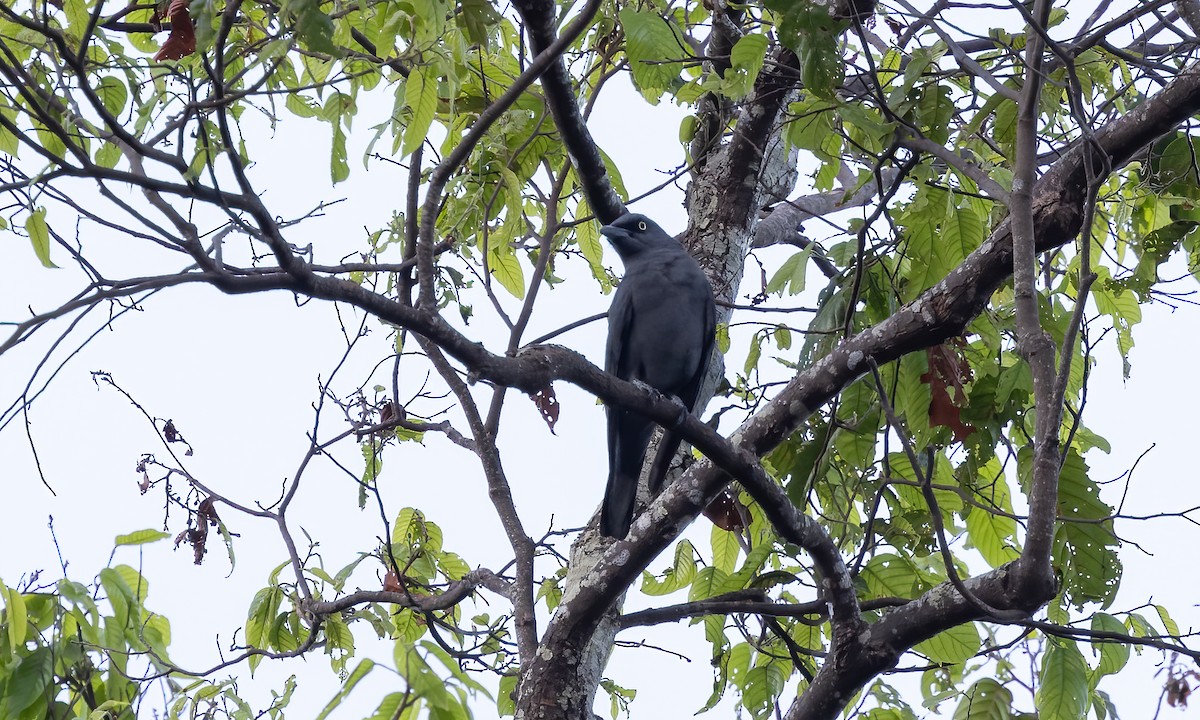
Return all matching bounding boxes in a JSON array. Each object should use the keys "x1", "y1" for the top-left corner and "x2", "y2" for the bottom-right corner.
[
  {"x1": 1167, "y1": 677, "x2": 1191, "y2": 708},
  {"x1": 380, "y1": 401, "x2": 397, "y2": 424},
  {"x1": 163, "y1": 418, "x2": 180, "y2": 442},
  {"x1": 703, "y1": 488, "x2": 747, "y2": 532},
  {"x1": 382, "y1": 569, "x2": 403, "y2": 593},
  {"x1": 172, "y1": 497, "x2": 220, "y2": 565},
  {"x1": 528, "y1": 386, "x2": 559, "y2": 434},
  {"x1": 191, "y1": 528, "x2": 207, "y2": 564},
  {"x1": 920, "y1": 340, "x2": 975, "y2": 442},
  {"x1": 198, "y1": 496, "x2": 220, "y2": 525},
  {"x1": 154, "y1": 0, "x2": 196, "y2": 61}
]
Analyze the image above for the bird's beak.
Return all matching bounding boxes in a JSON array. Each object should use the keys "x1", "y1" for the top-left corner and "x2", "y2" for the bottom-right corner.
[{"x1": 599, "y1": 224, "x2": 620, "y2": 239}]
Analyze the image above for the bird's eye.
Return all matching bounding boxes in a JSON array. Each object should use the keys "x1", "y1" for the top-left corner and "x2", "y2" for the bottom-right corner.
[{"x1": 637, "y1": 221, "x2": 647, "y2": 231}]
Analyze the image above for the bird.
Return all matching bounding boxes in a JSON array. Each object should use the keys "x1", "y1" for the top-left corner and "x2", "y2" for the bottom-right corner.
[{"x1": 599, "y1": 213, "x2": 716, "y2": 539}]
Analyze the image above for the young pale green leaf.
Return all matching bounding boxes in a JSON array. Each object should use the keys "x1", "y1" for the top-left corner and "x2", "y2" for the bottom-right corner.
[
  {"x1": 245, "y1": 586, "x2": 284, "y2": 650},
  {"x1": 773, "y1": 324, "x2": 792, "y2": 350},
  {"x1": 438, "y1": 551, "x2": 470, "y2": 581},
  {"x1": 574, "y1": 199, "x2": 609, "y2": 290},
  {"x1": 641, "y1": 540, "x2": 698, "y2": 596},
  {"x1": 402, "y1": 66, "x2": 438, "y2": 159},
  {"x1": 25, "y1": 207, "x2": 56, "y2": 269},
  {"x1": 1036, "y1": 640, "x2": 1089, "y2": 720},
  {"x1": 0, "y1": 106, "x2": 17, "y2": 156},
  {"x1": 766, "y1": 246, "x2": 813, "y2": 296},
  {"x1": 716, "y1": 322, "x2": 731, "y2": 353},
  {"x1": 711, "y1": 523, "x2": 740, "y2": 574},
  {"x1": 1, "y1": 582, "x2": 27, "y2": 651},
  {"x1": 487, "y1": 235, "x2": 526, "y2": 299},
  {"x1": 114, "y1": 529, "x2": 171, "y2": 546},
  {"x1": 331, "y1": 123, "x2": 349, "y2": 183},
  {"x1": 538, "y1": 574, "x2": 563, "y2": 610},
  {"x1": 95, "y1": 141, "x2": 121, "y2": 168},
  {"x1": 1153, "y1": 604, "x2": 1181, "y2": 637},
  {"x1": 743, "y1": 334, "x2": 763, "y2": 376}
]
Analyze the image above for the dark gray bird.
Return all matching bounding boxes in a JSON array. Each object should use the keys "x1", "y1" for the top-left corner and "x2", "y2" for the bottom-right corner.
[{"x1": 599, "y1": 213, "x2": 716, "y2": 539}]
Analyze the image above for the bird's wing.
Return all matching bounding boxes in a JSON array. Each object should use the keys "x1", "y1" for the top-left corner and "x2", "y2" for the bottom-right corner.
[
  {"x1": 677, "y1": 264, "x2": 717, "y2": 413},
  {"x1": 602, "y1": 284, "x2": 646, "y2": 538},
  {"x1": 645, "y1": 258, "x2": 716, "y2": 493}
]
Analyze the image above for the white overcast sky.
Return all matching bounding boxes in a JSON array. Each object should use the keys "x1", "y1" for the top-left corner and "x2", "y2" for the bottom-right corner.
[{"x1": 3, "y1": 3, "x2": 1200, "y2": 717}]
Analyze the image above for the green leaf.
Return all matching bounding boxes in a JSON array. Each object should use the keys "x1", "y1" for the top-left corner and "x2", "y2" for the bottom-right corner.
[
  {"x1": 95, "y1": 76, "x2": 128, "y2": 117},
  {"x1": 498, "y1": 674, "x2": 518, "y2": 716},
  {"x1": 953, "y1": 678, "x2": 1013, "y2": 720},
  {"x1": 964, "y1": 516, "x2": 1019, "y2": 566},
  {"x1": 0, "y1": 646, "x2": 52, "y2": 716},
  {"x1": 862, "y1": 553, "x2": 921, "y2": 598},
  {"x1": 285, "y1": 0, "x2": 337, "y2": 54},
  {"x1": 689, "y1": 567, "x2": 730, "y2": 601},
  {"x1": 742, "y1": 663, "x2": 787, "y2": 719},
  {"x1": 366, "y1": 693, "x2": 408, "y2": 720},
  {"x1": 456, "y1": 0, "x2": 501, "y2": 44},
  {"x1": 1036, "y1": 640, "x2": 1088, "y2": 720},
  {"x1": 942, "y1": 201, "x2": 985, "y2": 267},
  {"x1": 1090, "y1": 613, "x2": 1129, "y2": 680},
  {"x1": 785, "y1": 96, "x2": 837, "y2": 153},
  {"x1": 619, "y1": 8, "x2": 684, "y2": 103},
  {"x1": 725, "y1": 33, "x2": 769, "y2": 96},
  {"x1": 402, "y1": 66, "x2": 438, "y2": 159},
  {"x1": 914, "y1": 622, "x2": 981, "y2": 665},
  {"x1": 25, "y1": 207, "x2": 56, "y2": 268}
]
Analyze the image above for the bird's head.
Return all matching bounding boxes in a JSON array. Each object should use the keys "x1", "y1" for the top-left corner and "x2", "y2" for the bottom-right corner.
[{"x1": 599, "y1": 213, "x2": 676, "y2": 261}]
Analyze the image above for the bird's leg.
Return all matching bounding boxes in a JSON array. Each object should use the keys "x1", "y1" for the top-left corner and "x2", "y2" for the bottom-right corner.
[
  {"x1": 666, "y1": 394, "x2": 690, "y2": 428},
  {"x1": 630, "y1": 380, "x2": 691, "y2": 427}
]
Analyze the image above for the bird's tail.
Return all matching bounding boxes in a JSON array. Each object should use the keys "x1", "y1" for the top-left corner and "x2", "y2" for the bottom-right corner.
[
  {"x1": 647, "y1": 430, "x2": 684, "y2": 495},
  {"x1": 600, "y1": 470, "x2": 638, "y2": 538}
]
